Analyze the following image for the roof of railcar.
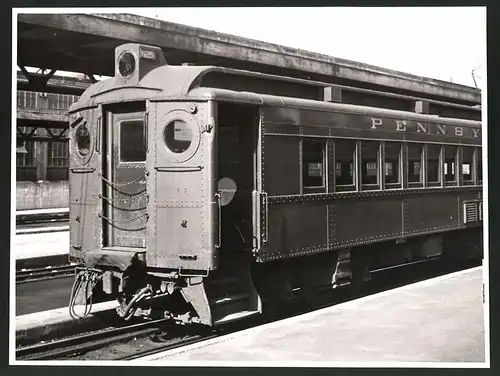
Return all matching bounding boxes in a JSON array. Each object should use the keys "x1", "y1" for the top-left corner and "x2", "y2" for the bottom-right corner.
[
  {"x1": 188, "y1": 87, "x2": 481, "y2": 128},
  {"x1": 71, "y1": 64, "x2": 481, "y2": 128}
]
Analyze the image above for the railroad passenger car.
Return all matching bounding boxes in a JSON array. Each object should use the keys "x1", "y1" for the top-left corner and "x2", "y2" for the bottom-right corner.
[{"x1": 68, "y1": 43, "x2": 483, "y2": 326}]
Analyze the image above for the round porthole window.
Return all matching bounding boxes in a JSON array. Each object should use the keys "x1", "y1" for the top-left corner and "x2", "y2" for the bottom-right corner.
[
  {"x1": 164, "y1": 119, "x2": 193, "y2": 154},
  {"x1": 76, "y1": 123, "x2": 91, "y2": 156}
]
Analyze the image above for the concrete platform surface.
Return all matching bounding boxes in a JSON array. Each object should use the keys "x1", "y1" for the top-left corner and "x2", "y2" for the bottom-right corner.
[
  {"x1": 14, "y1": 231, "x2": 69, "y2": 261},
  {"x1": 145, "y1": 267, "x2": 487, "y2": 365},
  {"x1": 16, "y1": 225, "x2": 69, "y2": 235},
  {"x1": 15, "y1": 300, "x2": 119, "y2": 345},
  {"x1": 17, "y1": 208, "x2": 69, "y2": 216}
]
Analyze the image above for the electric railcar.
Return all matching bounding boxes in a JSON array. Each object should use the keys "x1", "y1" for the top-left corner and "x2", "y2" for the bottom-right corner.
[{"x1": 68, "y1": 43, "x2": 483, "y2": 325}]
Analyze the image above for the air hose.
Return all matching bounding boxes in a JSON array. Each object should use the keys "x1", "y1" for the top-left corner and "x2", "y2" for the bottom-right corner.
[
  {"x1": 69, "y1": 270, "x2": 102, "y2": 319},
  {"x1": 117, "y1": 285, "x2": 153, "y2": 321}
]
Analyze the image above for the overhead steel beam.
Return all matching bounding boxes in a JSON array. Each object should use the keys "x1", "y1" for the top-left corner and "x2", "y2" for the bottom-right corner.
[
  {"x1": 86, "y1": 74, "x2": 97, "y2": 83},
  {"x1": 17, "y1": 13, "x2": 481, "y2": 105},
  {"x1": 17, "y1": 81, "x2": 87, "y2": 95},
  {"x1": 17, "y1": 43, "x2": 110, "y2": 80},
  {"x1": 18, "y1": 66, "x2": 56, "y2": 87},
  {"x1": 17, "y1": 124, "x2": 68, "y2": 142},
  {"x1": 17, "y1": 108, "x2": 68, "y2": 124},
  {"x1": 17, "y1": 70, "x2": 91, "y2": 95}
]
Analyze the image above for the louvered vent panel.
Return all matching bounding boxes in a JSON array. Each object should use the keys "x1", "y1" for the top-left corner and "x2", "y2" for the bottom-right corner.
[
  {"x1": 479, "y1": 201, "x2": 484, "y2": 221},
  {"x1": 463, "y1": 202, "x2": 479, "y2": 224}
]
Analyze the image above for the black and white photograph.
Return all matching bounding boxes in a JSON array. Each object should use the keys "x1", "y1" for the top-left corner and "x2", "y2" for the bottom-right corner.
[{"x1": 11, "y1": 7, "x2": 488, "y2": 367}]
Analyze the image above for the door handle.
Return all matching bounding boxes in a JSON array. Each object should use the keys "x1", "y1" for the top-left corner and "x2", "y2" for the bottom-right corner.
[
  {"x1": 155, "y1": 166, "x2": 203, "y2": 172},
  {"x1": 215, "y1": 193, "x2": 221, "y2": 248},
  {"x1": 70, "y1": 167, "x2": 96, "y2": 173},
  {"x1": 96, "y1": 116, "x2": 101, "y2": 153},
  {"x1": 261, "y1": 191, "x2": 268, "y2": 245}
]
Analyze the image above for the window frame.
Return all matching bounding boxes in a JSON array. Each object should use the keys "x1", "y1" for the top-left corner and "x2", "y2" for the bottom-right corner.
[
  {"x1": 301, "y1": 138, "x2": 327, "y2": 194},
  {"x1": 476, "y1": 147, "x2": 483, "y2": 185},
  {"x1": 333, "y1": 138, "x2": 357, "y2": 193},
  {"x1": 426, "y1": 144, "x2": 442, "y2": 188},
  {"x1": 48, "y1": 140, "x2": 69, "y2": 168},
  {"x1": 461, "y1": 146, "x2": 475, "y2": 186},
  {"x1": 407, "y1": 142, "x2": 424, "y2": 189},
  {"x1": 360, "y1": 140, "x2": 381, "y2": 191},
  {"x1": 443, "y1": 145, "x2": 458, "y2": 187},
  {"x1": 16, "y1": 140, "x2": 36, "y2": 168},
  {"x1": 118, "y1": 118, "x2": 147, "y2": 164},
  {"x1": 383, "y1": 141, "x2": 403, "y2": 190}
]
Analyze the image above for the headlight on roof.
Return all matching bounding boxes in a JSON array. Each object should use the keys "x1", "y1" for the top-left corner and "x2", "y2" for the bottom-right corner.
[{"x1": 118, "y1": 51, "x2": 136, "y2": 78}]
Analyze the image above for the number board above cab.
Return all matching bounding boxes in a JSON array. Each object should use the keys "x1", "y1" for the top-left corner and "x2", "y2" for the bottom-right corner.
[{"x1": 261, "y1": 106, "x2": 482, "y2": 145}]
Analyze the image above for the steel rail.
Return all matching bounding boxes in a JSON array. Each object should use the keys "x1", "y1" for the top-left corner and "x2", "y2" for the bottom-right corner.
[
  {"x1": 16, "y1": 264, "x2": 76, "y2": 283},
  {"x1": 15, "y1": 318, "x2": 171, "y2": 360},
  {"x1": 116, "y1": 333, "x2": 218, "y2": 361},
  {"x1": 16, "y1": 212, "x2": 69, "y2": 226}
]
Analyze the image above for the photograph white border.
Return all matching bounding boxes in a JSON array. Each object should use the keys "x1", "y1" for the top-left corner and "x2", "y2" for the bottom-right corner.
[{"x1": 10, "y1": 6, "x2": 489, "y2": 368}]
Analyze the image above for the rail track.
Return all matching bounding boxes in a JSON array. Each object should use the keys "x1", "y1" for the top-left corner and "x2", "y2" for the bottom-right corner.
[
  {"x1": 15, "y1": 257, "x2": 482, "y2": 361},
  {"x1": 16, "y1": 313, "x2": 250, "y2": 361},
  {"x1": 16, "y1": 264, "x2": 76, "y2": 283},
  {"x1": 16, "y1": 318, "x2": 172, "y2": 360},
  {"x1": 116, "y1": 333, "x2": 218, "y2": 361},
  {"x1": 16, "y1": 211, "x2": 69, "y2": 227},
  {"x1": 16, "y1": 210, "x2": 69, "y2": 234}
]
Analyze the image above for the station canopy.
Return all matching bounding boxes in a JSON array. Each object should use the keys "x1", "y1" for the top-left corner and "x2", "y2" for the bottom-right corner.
[{"x1": 17, "y1": 13, "x2": 481, "y2": 106}]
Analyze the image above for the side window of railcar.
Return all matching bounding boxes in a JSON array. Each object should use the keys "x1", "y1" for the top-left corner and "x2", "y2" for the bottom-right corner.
[
  {"x1": 407, "y1": 144, "x2": 423, "y2": 186},
  {"x1": 360, "y1": 141, "x2": 380, "y2": 189},
  {"x1": 477, "y1": 147, "x2": 483, "y2": 183},
  {"x1": 462, "y1": 146, "x2": 474, "y2": 185},
  {"x1": 120, "y1": 120, "x2": 146, "y2": 162},
  {"x1": 335, "y1": 139, "x2": 356, "y2": 192},
  {"x1": 384, "y1": 142, "x2": 401, "y2": 187},
  {"x1": 302, "y1": 139, "x2": 325, "y2": 191},
  {"x1": 444, "y1": 146, "x2": 458, "y2": 185},
  {"x1": 427, "y1": 145, "x2": 441, "y2": 187}
]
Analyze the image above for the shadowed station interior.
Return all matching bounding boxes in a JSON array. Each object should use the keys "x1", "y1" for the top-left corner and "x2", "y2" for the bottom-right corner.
[{"x1": 14, "y1": 12, "x2": 485, "y2": 363}]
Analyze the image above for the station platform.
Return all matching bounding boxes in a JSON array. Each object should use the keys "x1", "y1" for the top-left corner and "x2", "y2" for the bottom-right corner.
[
  {"x1": 144, "y1": 267, "x2": 487, "y2": 365},
  {"x1": 14, "y1": 231, "x2": 69, "y2": 269},
  {"x1": 15, "y1": 300, "x2": 119, "y2": 345},
  {"x1": 16, "y1": 208, "x2": 69, "y2": 216}
]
